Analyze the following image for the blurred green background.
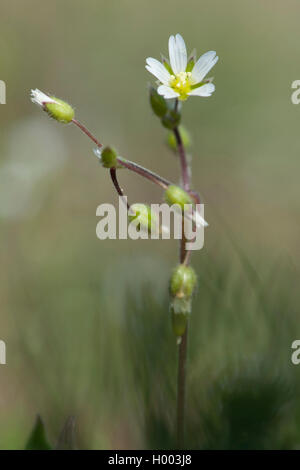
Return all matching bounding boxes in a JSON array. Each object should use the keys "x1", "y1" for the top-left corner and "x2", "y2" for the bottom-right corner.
[{"x1": 1, "y1": 0, "x2": 300, "y2": 449}]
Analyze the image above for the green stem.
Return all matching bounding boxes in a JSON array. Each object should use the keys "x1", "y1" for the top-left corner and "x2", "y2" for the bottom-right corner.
[
  {"x1": 175, "y1": 99, "x2": 192, "y2": 449},
  {"x1": 177, "y1": 325, "x2": 188, "y2": 449}
]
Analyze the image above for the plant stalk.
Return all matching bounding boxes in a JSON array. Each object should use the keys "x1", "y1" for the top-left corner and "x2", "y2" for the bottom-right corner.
[
  {"x1": 177, "y1": 325, "x2": 188, "y2": 448},
  {"x1": 173, "y1": 126, "x2": 190, "y2": 192},
  {"x1": 174, "y1": 104, "x2": 192, "y2": 448},
  {"x1": 109, "y1": 168, "x2": 130, "y2": 209}
]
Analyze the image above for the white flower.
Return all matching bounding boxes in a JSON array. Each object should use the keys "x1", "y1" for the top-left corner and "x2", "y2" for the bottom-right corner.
[
  {"x1": 30, "y1": 89, "x2": 56, "y2": 108},
  {"x1": 146, "y1": 34, "x2": 218, "y2": 101}
]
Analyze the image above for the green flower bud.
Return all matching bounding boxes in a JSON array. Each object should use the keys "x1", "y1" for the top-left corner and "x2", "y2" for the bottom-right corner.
[
  {"x1": 170, "y1": 296, "x2": 193, "y2": 337},
  {"x1": 170, "y1": 264, "x2": 197, "y2": 299},
  {"x1": 164, "y1": 185, "x2": 193, "y2": 211},
  {"x1": 149, "y1": 86, "x2": 168, "y2": 118},
  {"x1": 46, "y1": 97, "x2": 74, "y2": 123},
  {"x1": 161, "y1": 110, "x2": 181, "y2": 130},
  {"x1": 171, "y1": 309, "x2": 188, "y2": 337},
  {"x1": 100, "y1": 146, "x2": 118, "y2": 168},
  {"x1": 30, "y1": 89, "x2": 74, "y2": 123},
  {"x1": 169, "y1": 265, "x2": 197, "y2": 338},
  {"x1": 128, "y1": 203, "x2": 157, "y2": 234},
  {"x1": 167, "y1": 126, "x2": 191, "y2": 151}
]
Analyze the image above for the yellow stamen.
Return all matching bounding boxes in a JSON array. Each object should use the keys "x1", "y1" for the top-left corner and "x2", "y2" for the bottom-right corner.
[{"x1": 169, "y1": 71, "x2": 193, "y2": 101}]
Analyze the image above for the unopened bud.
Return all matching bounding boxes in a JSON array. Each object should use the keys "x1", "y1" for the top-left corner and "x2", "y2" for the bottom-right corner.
[
  {"x1": 30, "y1": 89, "x2": 74, "y2": 123},
  {"x1": 164, "y1": 185, "x2": 193, "y2": 211},
  {"x1": 171, "y1": 308, "x2": 188, "y2": 337},
  {"x1": 149, "y1": 86, "x2": 168, "y2": 118},
  {"x1": 100, "y1": 146, "x2": 118, "y2": 168},
  {"x1": 170, "y1": 296, "x2": 193, "y2": 338},
  {"x1": 128, "y1": 203, "x2": 157, "y2": 234},
  {"x1": 170, "y1": 264, "x2": 197, "y2": 299},
  {"x1": 170, "y1": 264, "x2": 197, "y2": 338},
  {"x1": 94, "y1": 147, "x2": 124, "y2": 169}
]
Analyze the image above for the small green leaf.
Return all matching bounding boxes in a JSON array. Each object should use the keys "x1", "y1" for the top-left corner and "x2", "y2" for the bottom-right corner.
[
  {"x1": 149, "y1": 86, "x2": 168, "y2": 117},
  {"x1": 25, "y1": 415, "x2": 52, "y2": 450}
]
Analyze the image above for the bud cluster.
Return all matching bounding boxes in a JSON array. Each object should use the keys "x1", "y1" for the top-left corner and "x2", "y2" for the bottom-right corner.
[{"x1": 169, "y1": 264, "x2": 197, "y2": 337}]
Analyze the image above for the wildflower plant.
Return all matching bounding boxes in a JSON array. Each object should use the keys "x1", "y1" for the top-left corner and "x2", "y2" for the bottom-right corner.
[{"x1": 30, "y1": 33, "x2": 218, "y2": 449}]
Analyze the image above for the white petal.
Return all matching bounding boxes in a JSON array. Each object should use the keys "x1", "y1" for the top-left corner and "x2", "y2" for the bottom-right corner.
[
  {"x1": 146, "y1": 58, "x2": 171, "y2": 85},
  {"x1": 93, "y1": 147, "x2": 102, "y2": 159},
  {"x1": 30, "y1": 89, "x2": 55, "y2": 107},
  {"x1": 188, "y1": 83, "x2": 215, "y2": 97},
  {"x1": 157, "y1": 85, "x2": 179, "y2": 99},
  {"x1": 168, "y1": 34, "x2": 187, "y2": 74},
  {"x1": 175, "y1": 34, "x2": 187, "y2": 72},
  {"x1": 168, "y1": 35, "x2": 180, "y2": 75},
  {"x1": 185, "y1": 210, "x2": 208, "y2": 228},
  {"x1": 194, "y1": 211, "x2": 209, "y2": 228},
  {"x1": 191, "y1": 51, "x2": 218, "y2": 83}
]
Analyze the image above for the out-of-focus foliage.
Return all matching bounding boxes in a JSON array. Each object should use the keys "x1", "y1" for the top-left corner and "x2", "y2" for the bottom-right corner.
[{"x1": 25, "y1": 416, "x2": 52, "y2": 450}]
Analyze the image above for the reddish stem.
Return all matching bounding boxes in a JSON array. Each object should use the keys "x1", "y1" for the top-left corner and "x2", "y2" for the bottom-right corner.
[
  {"x1": 173, "y1": 127, "x2": 190, "y2": 192},
  {"x1": 117, "y1": 158, "x2": 170, "y2": 190},
  {"x1": 72, "y1": 119, "x2": 103, "y2": 148},
  {"x1": 110, "y1": 168, "x2": 130, "y2": 210}
]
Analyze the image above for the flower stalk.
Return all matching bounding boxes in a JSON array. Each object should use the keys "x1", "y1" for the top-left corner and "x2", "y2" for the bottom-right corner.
[
  {"x1": 173, "y1": 125, "x2": 190, "y2": 192},
  {"x1": 174, "y1": 129, "x2": 191, "y2": 449},
  {"x1": 109, "y1": 168, "x2": 130, "y2": 210}
]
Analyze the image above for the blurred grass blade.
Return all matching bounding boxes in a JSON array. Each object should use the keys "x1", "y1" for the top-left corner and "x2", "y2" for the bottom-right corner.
[
  {"x1": 56, "y1": 416, "x2": 77, "y2": 450},
  {"x1": 25, "y1": 415, "x2": 52, "y2": 450}
]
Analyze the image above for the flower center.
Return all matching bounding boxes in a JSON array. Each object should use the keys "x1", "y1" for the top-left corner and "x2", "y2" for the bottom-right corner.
[{"x1": 169, "y1": 71, "x2": 193, "y2": 101}]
